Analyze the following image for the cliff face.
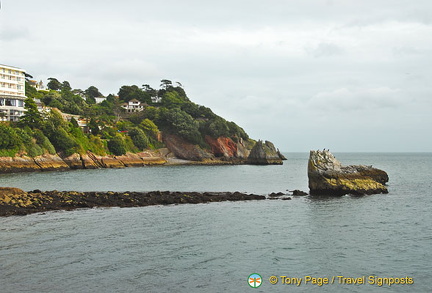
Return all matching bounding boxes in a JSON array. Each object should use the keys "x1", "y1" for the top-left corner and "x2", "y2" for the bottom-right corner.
[
  {"x1": 247, "y1": 140, "x2": 283, "y2": 165},
  {"x1": 163, "y1": 133, "x2": 279, "y2": 164},
  {"x1": 308, "y1": 150, "x2": 389, "y2": 195},
  {"x1": 204, "y1": 136, "x2": 250, "y2": 159},
  {"x1": 163, "y1": 133, "x2": 214, "y2": 161}
]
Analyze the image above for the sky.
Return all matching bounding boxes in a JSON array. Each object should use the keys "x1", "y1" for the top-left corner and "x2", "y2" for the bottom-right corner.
[{"x1": 1, "y1": 0, "x2": 431, "y2": 152}]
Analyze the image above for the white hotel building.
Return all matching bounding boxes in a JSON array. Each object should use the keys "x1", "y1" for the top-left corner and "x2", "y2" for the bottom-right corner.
[{"x1": 0, "y1": 64, "x2": 27, "y2": 122}]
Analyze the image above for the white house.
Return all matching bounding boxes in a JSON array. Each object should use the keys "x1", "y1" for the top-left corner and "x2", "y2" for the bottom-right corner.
[
  {"x1": 121, "y1": 99, "x2": 148, "y2": 113},
  {"x1": 151, "y1": 96, "x2": 162, "y2": 103},
  {"x1": 0, "y1": 64, "x2": 27, "y2": 122},
  {"x1": 95, "y1": 97, "x2": 106, "y2": 104}
]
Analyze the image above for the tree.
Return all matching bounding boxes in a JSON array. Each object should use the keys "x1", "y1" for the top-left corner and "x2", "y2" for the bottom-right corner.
[
  {"x1": 160, "y1": 79, "x2": 173, "y2": 90},
  {"x1": 128, "y1": 128, "x2": 149, "y2": 150},
  {"x1": 18, "y1": 97, "x2": 43, "y2": 129},
  {"x1": 118, "y1": 85, "x2": 149, "y2": 103},
  {"x1": 62, "y1": 81, "x2": 72, "y2": 91},
  {"x1": 0, "y1": 124, "x2": 21, "y2": 149},
  {"x1": 142, "y1": 84, "x2": 157, "y2": 97},
  {"x1": 159, "y1": 108, "x2": 202, "y2": 144},
  {"x1": 47, "y1": 78, "x2": 62, "y2": 91},
  {"x1": 88, "y1": 118, "x2": 101, "y2": 135},
  {"x1": 108, "y1": 134, "x2": 127, "y2": 155},
  {"x1": 85, "y1": 86, "x2": 103, "y2": 98},
  {"x1": 139, "y1": 118, "x2": 159, "y2": 139}
]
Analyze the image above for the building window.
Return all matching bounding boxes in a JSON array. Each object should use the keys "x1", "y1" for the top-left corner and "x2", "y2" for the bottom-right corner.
[{"x1": 5, "y1": 99, "x2": 16, "y2": 106}]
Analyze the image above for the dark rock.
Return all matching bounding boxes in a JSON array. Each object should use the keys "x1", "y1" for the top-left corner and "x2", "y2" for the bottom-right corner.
[
  {"x1": 292, "y1": 190, "x2": 308, "y2": 196},
  {"x1": 308, "y1": 150, "x2": 389, "y2": 196},
  {"x1": 0, "y1": 190, "x2": 266, "y2": 217},
  {"x1": 277, "y1": 149, "x2": 287, "y2": 160},
  {"x1": 247, "y1": 140, "x2": 283, "y2": 165},
  {"x1": 269, "y1": 192, "x2": 285, "y2": 197}
]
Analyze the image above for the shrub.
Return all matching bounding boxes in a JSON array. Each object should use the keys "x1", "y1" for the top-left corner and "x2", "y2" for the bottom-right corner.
[
  {"x1": 0, "y1": 124, "x2": 22, "y2": 149},
  {"x1": 49, "y1": 128, "x2": 81, "y2": 156},
  {"x1": 88, "y1": 135, "x2": 107, "y2": 156},
  {"x1": 128, "y1": 128, "x2": 149, "y2": 150},
  {"x1": 33, "y1": 129, "x2": 56, "y2": 154},
  {"x1": 107, "y1": 134, "x2": 127, "y2": 155}
]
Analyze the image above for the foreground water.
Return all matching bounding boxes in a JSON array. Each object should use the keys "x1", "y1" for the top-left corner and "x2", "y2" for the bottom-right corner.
[{"x1": 0, "y1": 153, "x2": 431, "y2": 292}]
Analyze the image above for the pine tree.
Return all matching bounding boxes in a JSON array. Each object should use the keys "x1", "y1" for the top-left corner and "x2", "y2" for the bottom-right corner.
[{"x1": 18, "y1": 97, "x2": 43, "y2": 129}]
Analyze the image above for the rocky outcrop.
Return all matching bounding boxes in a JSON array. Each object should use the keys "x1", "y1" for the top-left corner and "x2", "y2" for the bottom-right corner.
[
  {"x1": 163, "y1": 133, "x2": 214, "y2": 161},
  {"x1": 0, "y1": 156, "x2": 40, "y2": 173},
  {"x1": 204, "y1": 136, "x2": 250, "y2": 159},
  {"x1": 62, "y1": 153, "x2": 85, "y2": 169},
  {"x1": 308, "y1": 150, "x2": 389, "y2": 195},
  {"x1": 247, "y1": 140, "x2": 283, "y2": 165},
  {"x1": 0, "y1": 151, "x2": 167, "y2": 174},
  {"x1": 33, "y1": 154, "x2": 70, "y2": 171},
  {"x1": 0, "y1": 189, "x2": 265, "y2": 217},
  {"x1": 0, "y1": 154, "x2": 69, "y2": 173}
]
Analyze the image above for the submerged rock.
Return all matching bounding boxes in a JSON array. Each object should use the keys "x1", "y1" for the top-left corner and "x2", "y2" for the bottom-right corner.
[
  {"x1": 247, "y1": 140, "x2": 283, "y2": 165},
  {"x1": 308, "y1": 150, "x2": 389, "y2": 195}
]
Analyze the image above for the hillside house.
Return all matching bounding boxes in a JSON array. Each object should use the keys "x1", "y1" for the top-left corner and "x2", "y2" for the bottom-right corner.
[{"x1": 121, "y1": 99, "x2": 148, "y2": 113}]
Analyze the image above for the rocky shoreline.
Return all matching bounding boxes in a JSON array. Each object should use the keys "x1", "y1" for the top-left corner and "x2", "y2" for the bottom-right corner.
[
  {"x1": 0, "y1": 151, "x2": 168, "y2": 174},
  {"x1": 0, "y1": 138, "x2": 286, "y2": 174},
  {"x1": 0, "y1": 187, "x2": 267, "y2": 217}
]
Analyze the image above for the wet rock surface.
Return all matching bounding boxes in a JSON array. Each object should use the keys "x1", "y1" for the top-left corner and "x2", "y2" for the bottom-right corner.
[
  {"x1": 0, "y1": 189, "x2": 266, "y2": 217},
  {"x1": 308, "y1": 150, "x2": 389, "y2": 195}
]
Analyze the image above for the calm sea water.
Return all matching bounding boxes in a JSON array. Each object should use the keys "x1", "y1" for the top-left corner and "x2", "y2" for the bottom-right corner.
[{"x1": 0, "y1": 153, "x2": 431, "y2": 292}]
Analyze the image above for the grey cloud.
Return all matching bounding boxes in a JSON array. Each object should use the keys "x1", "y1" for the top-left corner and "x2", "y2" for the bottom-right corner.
[
  {"x1": 309, "y1": 87, "x2": 405, "y2": 112},
  {"x1": 2, "y1": 0, "x2": 432, "y2": 151},
  {"x1": 0, "y1": 25, "x2": 30, "y2": 41},
  {"x1": 304, "y1": 42, "x2": 344, "y2": 58}
]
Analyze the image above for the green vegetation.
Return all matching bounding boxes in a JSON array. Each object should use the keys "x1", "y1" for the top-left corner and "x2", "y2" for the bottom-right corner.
[{"x1": 0, "y1": 78, "x2": 251, "y2": 158}]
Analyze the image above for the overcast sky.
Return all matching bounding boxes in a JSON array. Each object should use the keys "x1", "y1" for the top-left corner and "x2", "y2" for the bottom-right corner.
[{"x1": 1, "y1": 0, "x2": 431, "y2": 152}]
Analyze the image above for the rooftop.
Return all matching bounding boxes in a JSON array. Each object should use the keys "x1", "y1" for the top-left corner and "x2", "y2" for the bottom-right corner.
[{"x1": 0, "y1": 64, "x2": 26, "y2": 71}]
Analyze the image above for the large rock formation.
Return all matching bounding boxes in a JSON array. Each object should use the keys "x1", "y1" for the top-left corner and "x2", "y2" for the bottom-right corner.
[
  {"x1": 204, "y1": 136, "x2": 250, "y2": 159},
  {"x1": 163, "y1": 133, "x2": 214, "y2": 161},
  {"x1": 247, "y1": 140, "x2": 283, "y2": 165},
  {"x1": 308, "y1": 150, "x2": 388, "y2": 195}
]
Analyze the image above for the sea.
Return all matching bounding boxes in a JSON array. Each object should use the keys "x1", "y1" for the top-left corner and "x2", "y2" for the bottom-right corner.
[{"x1": 0, "y1": 153, "x2": 431, "y2": 293}]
